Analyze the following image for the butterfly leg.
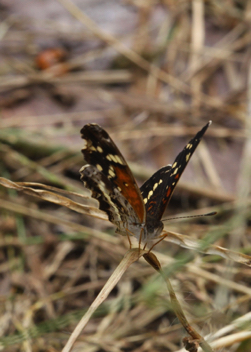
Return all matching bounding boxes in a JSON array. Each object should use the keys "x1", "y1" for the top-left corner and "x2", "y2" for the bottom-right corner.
[
  {"x1": 126, "y1": 228, "x2": 132, "y2": 249},
  {"x1": 148, "y1": 232, "x2": 168, "y2": 253}
]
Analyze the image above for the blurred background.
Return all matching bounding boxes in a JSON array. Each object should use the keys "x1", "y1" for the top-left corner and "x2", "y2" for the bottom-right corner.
[{"x1": 0, "y1": 1, "x2": 251, "y2": 351}]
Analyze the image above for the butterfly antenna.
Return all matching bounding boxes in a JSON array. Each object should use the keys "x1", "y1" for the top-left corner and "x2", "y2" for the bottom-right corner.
[{"x1": 162, "y1": 211, "x2": 217, "y2": 222}]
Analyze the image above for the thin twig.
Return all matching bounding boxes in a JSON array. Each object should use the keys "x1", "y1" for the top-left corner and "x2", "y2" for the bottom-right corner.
[{"x1": 143, "y1": 252, "x2": 213, "y2": 352}]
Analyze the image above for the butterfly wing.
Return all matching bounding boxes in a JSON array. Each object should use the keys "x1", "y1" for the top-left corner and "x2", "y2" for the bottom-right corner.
[
  {"x1": 141, "y1": 121, "x2": 211, "y2": 223},
  {"x1": 81, "y1": 123, "x2": 145, "y2": 224},
  {"x1": 80, "y1": 164, "x2": 143, "y2": 237}
]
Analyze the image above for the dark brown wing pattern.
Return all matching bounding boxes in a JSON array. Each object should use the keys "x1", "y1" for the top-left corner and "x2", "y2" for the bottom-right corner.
[
  {"x1": 140, "y1": 121, "x2": 211, "y2": 225},
  {"x1": 81, "y1": 124, "x2": 145, "y2": 224},
  {"x1": 80, "y1": 121, "x2": 211, "y2": 243}
]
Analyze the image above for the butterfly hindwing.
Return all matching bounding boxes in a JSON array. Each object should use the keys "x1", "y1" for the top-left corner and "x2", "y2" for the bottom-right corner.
[{"x1": 80, "y1": 164, "x2": 142, "y2": 237}]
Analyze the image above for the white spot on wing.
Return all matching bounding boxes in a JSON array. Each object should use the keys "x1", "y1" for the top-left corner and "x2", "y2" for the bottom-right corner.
[
  {"x1": 148, "y1": 190, "x2": 153, "y2": 199},
  {"x1": 186, "y1": 153, "x2": 191, "y2": 162},
  {"x1": 171, "y1": 167, "x2": 178, "y2": 176},
  {"x1": 153, "y1": 183, "x2": 158, "y2": 191},
  {"x1": 186, "y1": 143, "x2": 193, "y2": 150},
  {"x1": 115, "y1": 155, "x2": 124, "y2": 165},
  {"x1": 108, "y1": 166, "x2": 116, "y2": 178}
]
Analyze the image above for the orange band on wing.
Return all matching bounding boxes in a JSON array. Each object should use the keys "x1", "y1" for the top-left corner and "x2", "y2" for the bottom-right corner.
[{"x1": 113, "y1": 165, "x2": 145, "y2": 223}]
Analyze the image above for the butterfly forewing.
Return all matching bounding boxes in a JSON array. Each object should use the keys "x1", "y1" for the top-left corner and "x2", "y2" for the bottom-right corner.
[
  {"x1": 141, "y1": 121, "x2": 211, "y2": 222},
  {"x1": 81, "y1": 124, "x2": 145, "y2": 224},
  {"x1": 140, "y1": 165, "x2": 172, "y2": 218}
]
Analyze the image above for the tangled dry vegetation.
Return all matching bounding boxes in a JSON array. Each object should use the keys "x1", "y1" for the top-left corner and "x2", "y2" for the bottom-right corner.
[{"x1": 0, "y1": 1, "x2": 251, "y2": 351}]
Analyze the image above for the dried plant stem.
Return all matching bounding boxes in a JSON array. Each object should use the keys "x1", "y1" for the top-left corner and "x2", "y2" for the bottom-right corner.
[
  {"x1": 163, "y1": 230, "x2": 251, "y2": 267},
  {"x1": 0, "y1": 177, "x2": 107, "y2": 221},
  {"x1": 1, "y1": 177, "x2": 250, "y2": 267},
  {"x1": 62, "y1": 248, "x2": 145, "y2": 352},
  {"x1": 57, "y1": 0, "x2": 232, "y2": 111},
  {"x1": 56, "y1": 0, "x2": 189, "y2": 95},
  {"x1": 144, "y1": 252, "x2": 213, "y2": 352}
]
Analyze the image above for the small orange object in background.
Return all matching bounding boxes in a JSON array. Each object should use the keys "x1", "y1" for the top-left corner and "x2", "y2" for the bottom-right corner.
[{"x1": 35, "y1": 48, "x2": 67, "y2": 70}]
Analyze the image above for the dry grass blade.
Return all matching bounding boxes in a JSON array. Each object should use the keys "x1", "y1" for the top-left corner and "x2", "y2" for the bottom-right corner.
[
  {"x1": 1, "y1": 2, "x2": 251, "y2": 351},
  {"x1": 0, "y1": 70, "x2": 133, "y2": 90},
  {"x1": 1, "y1": 176, "x2": 250, "y2": 266},
  {"x1": 113, "y1": 124, "x2": 245, "y2": 140},
  {"x1": 56, "y1": 0, "x2": 191, "y2": 95},
  {"x1": 0, "y1": 198, "x2": 118, "y2": 245},
  {"x1": 164, "y1": 230, "x2": 251, "y2": 267},
  {"x1": 211, "y1": 331, "x2": 251, "y2": 350},
  {"x1": 211, "y1": 311, "x2": 251, "y2": 340},
  {"x1": 0, "y1": 177, "x2": 108, "y2": 221},
  {"x1": 178, "y1": 331, "x2": 251, "y2": 352},
  {"x1": 56, "y1": 0, "x2": 247, "y2": 113},
  {"x1": 143, "y1": 252, "x2": 213, "y2": 352},
  {"x1": 62, "y1": 248, "x2": 145, "y2": 352},
  {"x1": 195, "y1": 311, "x2": 251, "y2": 351}
]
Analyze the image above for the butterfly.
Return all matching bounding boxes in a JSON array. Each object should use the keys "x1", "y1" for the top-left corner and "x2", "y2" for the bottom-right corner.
[{"x1": 80, "y1": 122, "x2": 211, "y2": 246}]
